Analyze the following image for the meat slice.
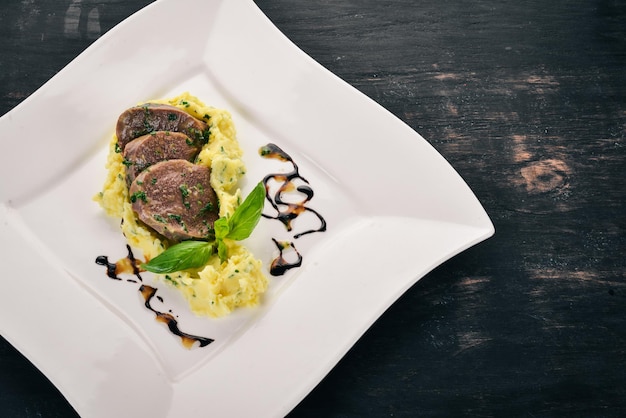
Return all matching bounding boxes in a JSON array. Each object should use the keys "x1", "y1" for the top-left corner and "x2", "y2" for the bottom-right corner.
[
  {"x1": 129, "y1": 160, "x2": 219, "y2": 242},
  {"x1": 122, "y1": 131, "x2": 201, "y2": 186},
  {"x1": 116, "y1": 103, "x2": 209, "y2": 150}
]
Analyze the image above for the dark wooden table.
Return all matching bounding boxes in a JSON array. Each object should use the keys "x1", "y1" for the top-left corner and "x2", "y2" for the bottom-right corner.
[{"x1": 1, "y1": 0, "x2": 625, "y2": 416}]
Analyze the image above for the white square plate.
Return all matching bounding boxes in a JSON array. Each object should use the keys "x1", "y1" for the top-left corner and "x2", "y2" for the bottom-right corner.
[{"x1": 0, "y1": 0, "x2": 494, "y2": 416}]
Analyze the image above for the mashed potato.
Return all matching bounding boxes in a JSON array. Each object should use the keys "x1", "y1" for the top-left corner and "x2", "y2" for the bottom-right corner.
[{"x1": 95, "y1": 92, "x2": 268, "y2": 318}]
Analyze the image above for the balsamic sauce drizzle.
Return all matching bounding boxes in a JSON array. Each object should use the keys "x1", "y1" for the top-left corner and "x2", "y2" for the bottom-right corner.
[
  {"x1": 259, "y1": 143, "x2": 327, "y2": 276},
  {"x1": 95, "y1": 246, "x2": 214, "y2": 349},
  {"x1": 269, "y1": 239, "x2": 303, "y2": 277},
  {"x1": 139, "y1": 285, "x2": 214, "y2": 349},
  {"x1": 95, "y1": 245, "x2": 142, "y2": 282}
]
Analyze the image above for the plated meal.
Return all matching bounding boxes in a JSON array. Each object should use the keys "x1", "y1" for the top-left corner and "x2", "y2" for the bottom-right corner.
[{"x1": 93, "y1": 92, "x2": 326, "y2": 347}]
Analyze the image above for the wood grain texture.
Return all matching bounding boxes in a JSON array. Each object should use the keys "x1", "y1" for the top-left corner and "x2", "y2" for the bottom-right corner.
[{"x1": 1, "y1": 0, "x2": 625, "y2": 417}]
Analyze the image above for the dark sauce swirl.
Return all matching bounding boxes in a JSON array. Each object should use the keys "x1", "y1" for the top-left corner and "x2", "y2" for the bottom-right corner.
[
  {"x1": 95, "y1": 245, "x2": 142, "y2": 283},
  {"x1": 259, "y1": 143, "x2": 327, "y2": 237},
  {"x1": 270, "y1": 239, "x2": 303, "y2": 276},
  {"x1": 139, "y1": 285, "x2": 214, "y2": 349},
  {"x1": 259, "y1": 143, "x2": 327, "y2": 275},
  {"x1": 95, "y1": 246, "x2": 214, "y2": 349}
]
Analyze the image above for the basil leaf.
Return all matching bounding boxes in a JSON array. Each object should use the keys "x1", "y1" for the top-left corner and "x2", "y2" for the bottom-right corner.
[
  {"x1": 142, "y1": 240, "x2": 213, "y2": 274},
  {"x1": 213, "y1": 217, "x2": 230, "y2": 240},
  {"x1": 226, "y1": 181, "x2": 266, "y2": 241}
]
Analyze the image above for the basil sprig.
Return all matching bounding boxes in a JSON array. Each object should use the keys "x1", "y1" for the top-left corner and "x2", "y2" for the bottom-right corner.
[
  {"x1": 141, "y1": 240, "x2": 214, "y2": 274},
  {"x1": 142, "y1": 181, "x2": 266, "y2": 274}
]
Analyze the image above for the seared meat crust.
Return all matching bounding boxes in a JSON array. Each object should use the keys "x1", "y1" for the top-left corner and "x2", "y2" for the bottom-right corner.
[
  {"x1": 116, "y1": 103, "x2": 209, "y2": 150},
  {"x1": 129, "y1": 159, "x2": 219, "y2": 242},
  {"x1": 122, "y1": 131, "x2": 200, "y2": 186}
]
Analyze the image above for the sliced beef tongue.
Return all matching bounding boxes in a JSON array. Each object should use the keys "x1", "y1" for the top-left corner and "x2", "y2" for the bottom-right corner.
[
  {"x1": 123, "y1": 131, "x2": 201, "y2": 186},
  {"x1": 129, "y1": 159, "x2": 220, "y2": 242},
  {"x1": 116, "y1": 103, "x2": 209, "y2": 150}
]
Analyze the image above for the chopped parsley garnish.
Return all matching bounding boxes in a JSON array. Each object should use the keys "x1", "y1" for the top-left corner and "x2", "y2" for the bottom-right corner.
[
  {"x1": 179, "y1": 184, "x2": 191, "y2": 208},
  {"x1": 130, "y1": 191, "x2": 147, "y2": 203},
  {"x1": 200, "y1": 202, "x2": 214, "y2": 213},
  {"x1": 168, "y1": 213, "x2": 183, "y2": 224}
]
